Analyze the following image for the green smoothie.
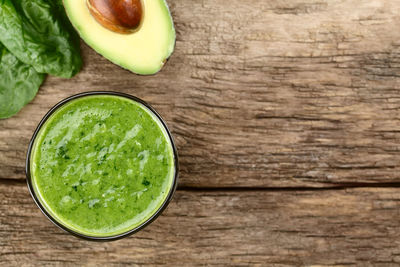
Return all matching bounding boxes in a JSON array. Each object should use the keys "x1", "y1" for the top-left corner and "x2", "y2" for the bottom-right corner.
[{"x1": 29, "y1": 94, "x2": 176, "y2": 237}]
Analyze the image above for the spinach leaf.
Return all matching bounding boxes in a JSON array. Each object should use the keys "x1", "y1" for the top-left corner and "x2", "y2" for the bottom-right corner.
[
  {"x1": 0, "y1": 0, "x2": 82, "y2": 78},
  {"x1": 0, "y1": 43, "x2": 45, "y2": 119}
]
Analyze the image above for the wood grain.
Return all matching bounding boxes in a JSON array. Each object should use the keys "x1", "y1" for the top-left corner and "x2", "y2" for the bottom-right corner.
[
  {"x1": 1, "y1": 183, "x2": 399, "y2": 266},
  {"x1": 1, "y1": 0, "x2": 400, "y2": 187}
]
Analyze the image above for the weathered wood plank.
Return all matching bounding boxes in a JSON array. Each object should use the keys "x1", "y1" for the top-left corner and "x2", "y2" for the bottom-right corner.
[
  {"x1": 1, "y1": 183, "x2": 400, "y2": 266},
  {"x1": 2, "y1": 0, "x2": 400, "y2": 187}
]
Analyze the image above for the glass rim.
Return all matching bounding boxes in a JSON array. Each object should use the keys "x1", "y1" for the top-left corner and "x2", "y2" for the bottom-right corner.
[{"x1": 25, "y1": 91, "x2": 179, "y2": 242}]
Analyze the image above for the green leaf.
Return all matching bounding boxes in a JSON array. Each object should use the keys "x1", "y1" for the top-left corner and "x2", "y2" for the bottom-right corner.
[
  {"x1": 0, "y1": 0, "x2": 82, "y2": 78},
  {"x1": 0, "y1": 43, "x2": 45, "y2": 119}
]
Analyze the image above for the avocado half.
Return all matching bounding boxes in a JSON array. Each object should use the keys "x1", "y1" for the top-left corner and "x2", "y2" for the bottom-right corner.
[{"x1": 63, "y1": 0, "x2": 175, "y2": 75}]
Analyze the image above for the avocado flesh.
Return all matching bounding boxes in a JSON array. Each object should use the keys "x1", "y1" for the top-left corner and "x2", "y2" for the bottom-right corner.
[{"x1": 63, "y1": 0, "x2": 175, "y2": 75}]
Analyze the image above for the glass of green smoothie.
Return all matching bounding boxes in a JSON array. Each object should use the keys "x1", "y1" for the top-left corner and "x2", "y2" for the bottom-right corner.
[{"x1": 26, "y1": 91, "x2": 178, "y2": 241}]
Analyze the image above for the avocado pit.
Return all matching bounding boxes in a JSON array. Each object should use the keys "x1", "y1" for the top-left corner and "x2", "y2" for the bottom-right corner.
[{"x1": 87, "y1": 0, "x2": 143, "y2": 34}]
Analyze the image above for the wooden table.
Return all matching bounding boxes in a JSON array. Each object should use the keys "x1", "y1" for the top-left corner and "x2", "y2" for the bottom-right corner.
[{"x1": 1, "y1": 0, "x2": 400, "y2": 265}]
